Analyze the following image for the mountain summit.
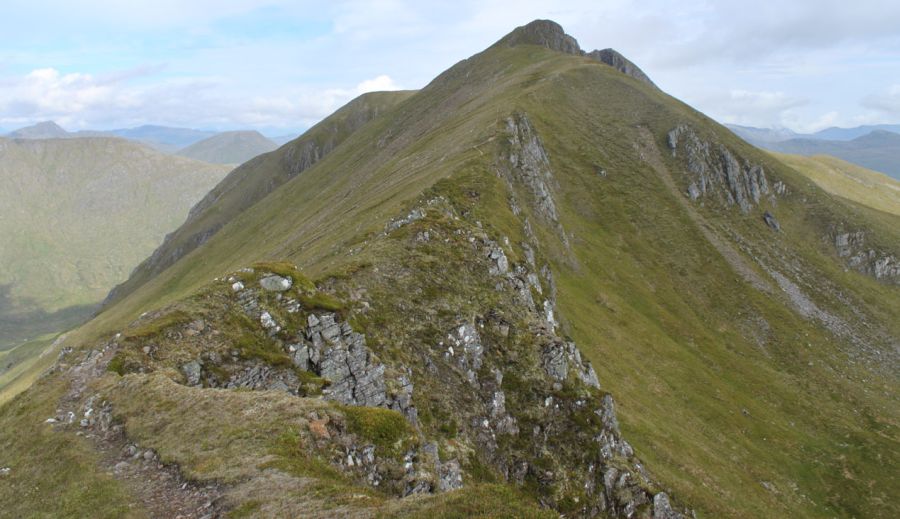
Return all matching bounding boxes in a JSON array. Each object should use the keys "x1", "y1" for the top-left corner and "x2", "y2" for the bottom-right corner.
[
  {"x1": 1, "y1": 20, "x2": 897, "y2": 519},
  {"x1": 8, "y1": 120, "x2": 69, "y2": 139},
  {"x1": 176, "y1": 130, "x2": 278, "y2": 164},
  {"x1": 494, "y1": 19, "x2": 583, "y2": 53},
  {"x1": 496, "y1": 20, "x2": 657, "y2": 87}
]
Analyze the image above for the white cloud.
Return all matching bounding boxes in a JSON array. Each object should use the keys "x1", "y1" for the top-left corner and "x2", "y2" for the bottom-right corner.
[
  {"x1": 0, "y1": 67, "x2": 401, "y2": 131},
  {"x1": 862, "y1": 84, "x2": 900, "y2": 116},
  {"x1": 1, "y1": 1, "x2": 898, "y2": 133},
  {"x1": 354, "y1": 74, "x2": 401, "y2": 94},
  {"x1": 696, "y1": 89, "x2": 808, "y2": 128}
]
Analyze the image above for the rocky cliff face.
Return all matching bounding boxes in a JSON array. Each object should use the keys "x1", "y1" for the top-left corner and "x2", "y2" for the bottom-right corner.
[{"x1": 667, "y1": 124, "x2": 780, "y2": 212}]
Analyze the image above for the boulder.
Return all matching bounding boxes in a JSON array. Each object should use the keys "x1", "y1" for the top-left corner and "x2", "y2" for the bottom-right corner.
[
  {"x1": 260, "y1": 275, "x2": 292, "y2": 292},
  {"x1": 763, "y1": 211, "x2": 781, "y2": 231}
]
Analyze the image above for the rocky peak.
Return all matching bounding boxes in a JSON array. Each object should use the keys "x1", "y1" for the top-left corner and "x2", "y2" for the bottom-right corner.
[
  {"x1": 494, "y1": 19, "x2": 582, "y2": 55},
  {"x1": 495, "y1": 21, "x2": 657, "y2": 89},
  {"x1": 587, "y1": 48, "x2": 658, "y2": 88}
]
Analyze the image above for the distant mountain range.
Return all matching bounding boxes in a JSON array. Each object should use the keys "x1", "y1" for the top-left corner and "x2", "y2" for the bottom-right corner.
[
  {"x1": 6, "y1": 121, "x2": 214, "y2": 151},
  {"x1": 727, "y1": 123, "x2": 900, "y2": 143},
  {"x1": 728, "y1": 124, "x2": 900, "y2": 180},
  {"x1": 5, "y1": 121, "x2": 294, "y2": 162}
]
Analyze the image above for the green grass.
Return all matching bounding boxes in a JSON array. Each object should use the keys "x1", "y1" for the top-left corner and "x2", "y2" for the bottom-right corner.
[
  {"x1": 227, "y1": 500, "x2": 262, "y2": 519},
  {"x1": 297, "y1": 292, "x2": 345, "y2": 312},
  {"x1": 234, "y1": 331, "x2": 294, "y2": 367},
  {"x1": 340, "y1": 406, "x2": 417, "y2": 457},
  {"x1": 122, "y1": 310, "x2": 191, "y2": 339},
  {"x1": 378, "y1": 483, "x2": 557, "y2": 518}
]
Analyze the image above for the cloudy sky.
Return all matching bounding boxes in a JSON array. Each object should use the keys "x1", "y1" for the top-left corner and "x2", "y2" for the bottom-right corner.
[{"x1": 2, "y1": 0, "x2": 898, "y2": 137}]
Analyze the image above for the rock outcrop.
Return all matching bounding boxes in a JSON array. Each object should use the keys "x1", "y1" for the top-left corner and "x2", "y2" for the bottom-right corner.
[
  {"x1": 97, "y1": 189, "x2": 689, "y2": 517},
  {"x1": 496, "y1": 20, "x2": 657, "y2": 88},
  {"x1": 587, "y1": 49, "x2": 658, "y2": 88},
  {"x1": 502, "y1": 113, "x2": 571, "y2": 249},
  {"x1": 667, "y1": 124, "x2": 773, "y2": 212},
  {"x1": 832, "y1": 229, "x2": 900, "y2": 283},
  {"x1": 495, "y1": 19, "x2": 582, "y2": 54},
  {"x1": 763, "y1": 211, "x2": 781, "y2": 231}
]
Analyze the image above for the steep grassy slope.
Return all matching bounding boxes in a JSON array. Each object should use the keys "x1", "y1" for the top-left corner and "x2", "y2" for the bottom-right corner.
[
  {"x1": 102, "y1": 90, "x2": 415, "y2": 308},
  {"x1": 772, "y1": 152, "x2": 900, "y2": 216},
  {"x1": 2, "y1": 21, "x2": 897, "y2": 519},
  {"x1": 0, "y1": 137, "x2": 230, "y2": 350},
  {"x1": 176, "y1": 130, "x2": 278, "y2": 164}
]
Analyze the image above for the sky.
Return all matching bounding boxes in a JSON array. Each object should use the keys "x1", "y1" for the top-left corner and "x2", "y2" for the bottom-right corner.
[{"x1": 1, "y1": 0, "x2": 899, "y2": 137}]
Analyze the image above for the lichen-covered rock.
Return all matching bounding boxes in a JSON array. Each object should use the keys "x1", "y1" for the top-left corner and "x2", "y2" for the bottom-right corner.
[
  {"x1": 832, "y1": 229, "x2": 900, "y2": 283},
  {"x1": 504, "y1": 114, "x2": 560, "y2": 224},
  {"x1": 539, "y1": 341, "x2": 599, "y2": 388},
  {"x1": 225, "y1": 364, "x2": 298, "y2": 392},
  {"x1": 438, "y1": 459, "x2": 463, "y2": 492},
  {"x1": 181, "y1": 360, "x2": 202, "y2": 386},
  {"x1": 386, "y1": 207, "x2": 425, "y2": 232},
  {"x1": 444, "y1": 322, "x2": 485, "y2": 381},
  {"x1": 259, "y1": 311, "x2": 280, "y2": 334},
  {"x1": 487, "y1": 245, "x2": 509, "y2": 275},
  {"x1": 541, "y1": 341, "x2": 569, "y2": 381},
  {"x1": 259, "y1": 274, "x2": 292, "y2": 291},
  {"x1": 597, "y1": 394, "x2": 620, "y2": 435},
  {"x1": 835, "y1": 231, "x2": 865, "y2": 257},
  {"x1": 653, "y1": 492, "x2": 683, "y2": 519}
]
